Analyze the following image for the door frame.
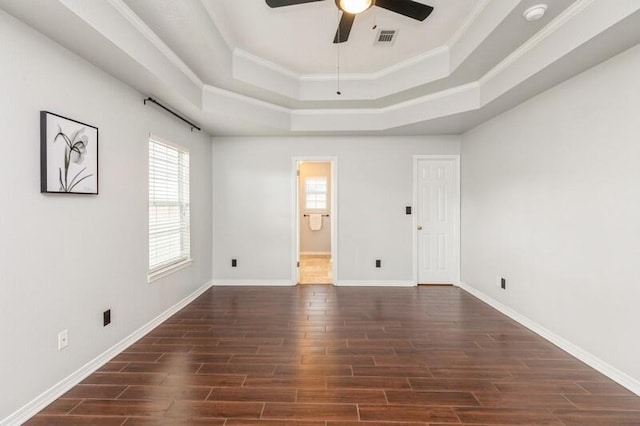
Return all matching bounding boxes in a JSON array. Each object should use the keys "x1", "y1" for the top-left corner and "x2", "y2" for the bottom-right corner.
[
  {"x1": 412, "y1": 155, "x2": 461, "y2": 286},
  {"x1": 291, "y1": 156, "x2": 338, "y2": 284}
]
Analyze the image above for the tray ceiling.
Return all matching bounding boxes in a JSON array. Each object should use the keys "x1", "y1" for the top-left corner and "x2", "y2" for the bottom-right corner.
[{"x1": 1, "y1": 0, "x2": 639, "y2": 135}]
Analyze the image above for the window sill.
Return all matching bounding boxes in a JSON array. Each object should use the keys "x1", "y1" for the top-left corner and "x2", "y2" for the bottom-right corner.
[{"x1": 148, "y1": 258, "x2": 192, "y2": 283}]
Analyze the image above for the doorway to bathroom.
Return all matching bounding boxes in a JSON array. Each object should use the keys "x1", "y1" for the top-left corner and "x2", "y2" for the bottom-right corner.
[{"x1": 293, "y1": 158, "x2": 337, "y2": 284}]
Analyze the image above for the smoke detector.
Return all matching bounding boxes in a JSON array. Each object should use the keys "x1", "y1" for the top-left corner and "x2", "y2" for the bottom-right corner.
[{"x1": 523, "y1": 4, "x2": 548, "y2": 22}]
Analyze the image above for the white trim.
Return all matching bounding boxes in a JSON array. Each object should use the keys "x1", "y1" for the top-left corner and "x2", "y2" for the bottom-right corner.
[
  {"x1": 0, "y1": 280, "x2": 214, "y2": 426},
  {"x1": 300, "y1": 251, "x2": 331, "y2": 256},
  {"x1": 224, "y1": 1, "x2": 514, "y2": 101},
  {"x1": 447, "y1": 0, "x2": 491, "y2": 47},
  {"x1": 147, "y1": 137, "x2": 191, "y2": 277},
  {"x1": 292, "y1": 157, "x2": 339, "y2": 286},
  {"x1": 335, "y1": 280, "x2": 416, "y2": 287},
  {"x1": 203, "y1": 85, "x2": 291, "y2": 113},
  {"x1": 302, "y1": 46, "x2": 449, "y2": 81},
  {"x1": 235, "y1": 49, "x2": 301, "y2": 80},
  {"x1": 412, "y1": 155, "x2": 461, "y2": 286},
  {"x1": 147, "y1": 258, "x2": 192, "y2": 283},
  {"x1": 213, "y1": 280, "x2": 296, "y2": 286},
  {"x1": 200, "y1": 0, "x2": 237, "y2": 51},
  {"x1": 292, "y1": 158, "x2": 299, "y2": 285},
  {"x1": 480, "y1": 0, "x2": 594, "y2": 85},
  {"x1": 106, "y1": 0, "x2": 204, "y2": 88},
  {"x1": 292, "y1": 107, "x2": 383, "y2": 116},
  {"x1": 330, "y1": 159, "x2": 338, "y2": 285},
  {"x1": 457, "y1": 282, "x2": 640, "y2": 397},
  {"x1": 386, "y1": 82, "x2": 478, "y2": 111},
  {"x1": 234, "y1": 47, "x2": 450, "y2": 84},
  {"x1": 148, "y1": 133, "x2": 190, "y2": 153},
  {"x1": 54, "y1": 0, "x2": 640, "y2": 131},
  {"x1": 201, "y1": 0, "x2": 639, "y2": 131},
  {"x1": 412, "y1": 157, "x2": 418, "y2": 285}
]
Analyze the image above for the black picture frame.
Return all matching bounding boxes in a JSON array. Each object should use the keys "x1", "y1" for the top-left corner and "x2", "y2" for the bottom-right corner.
[{"x1": 40, "y1": 111, "x2": 99, "y2": 194}]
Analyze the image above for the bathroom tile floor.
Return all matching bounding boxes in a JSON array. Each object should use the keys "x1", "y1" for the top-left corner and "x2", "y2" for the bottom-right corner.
[{"x1": 299, "y1": 255, "x2": 332, "y2": 284}]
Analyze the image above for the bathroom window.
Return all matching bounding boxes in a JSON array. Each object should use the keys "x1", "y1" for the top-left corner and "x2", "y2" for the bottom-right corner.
[{"x1": 305, "y1": 176, "x2": 327, "y2": 210}]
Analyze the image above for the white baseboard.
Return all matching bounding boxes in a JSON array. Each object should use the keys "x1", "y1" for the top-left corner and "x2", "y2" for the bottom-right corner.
[
  {"x1": 300, "y1": 251, "x2": 331, "y2": 256},
  {"x1": 213, "y1": 279, "x2": 415, "y2": 287},
  {"x1": 1, "y1": 280, "x2": 214, "y2": 426},
  {"x1": 457, "y1": 281, "x2": 640, "y2": 397},
  {"x1": 213, "y1": 279, "x2": 296, "y2": 286},
  {"x1": 335, "y1": 280, "x2": 416, "y2": 287}
]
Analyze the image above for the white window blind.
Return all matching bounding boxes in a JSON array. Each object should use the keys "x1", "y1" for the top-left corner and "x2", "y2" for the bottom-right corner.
[
  {"x1": 149, "y1": 137, "x2": 190, "y2": 275},
  {"x1": 305, "y1": 176, "x2": 327, "y2": 210}
]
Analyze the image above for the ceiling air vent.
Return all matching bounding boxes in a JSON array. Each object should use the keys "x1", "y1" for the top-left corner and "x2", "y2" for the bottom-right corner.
[{"x1": 375, "y1": 29, "x2": 397, "y2": 46}]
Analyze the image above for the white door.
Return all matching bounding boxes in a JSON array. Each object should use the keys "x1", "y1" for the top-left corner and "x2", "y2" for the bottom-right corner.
[{"x1": 416, "y1": 158, "x2": 458, "y2": 284}]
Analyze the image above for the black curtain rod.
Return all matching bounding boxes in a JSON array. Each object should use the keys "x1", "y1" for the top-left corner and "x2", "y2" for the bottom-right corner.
[
  {"x1": 144, "y1": 97, "x2": 201, "y2": 132},
  {"x1": 303, "y1": 214, "x2": 330, "y2": 217}
]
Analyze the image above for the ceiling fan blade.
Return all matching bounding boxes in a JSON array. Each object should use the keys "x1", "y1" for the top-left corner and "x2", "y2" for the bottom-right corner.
[
  {"x1": 266, "y1": 0, "x2": 324, "y2": 7},
  {"x1": 374, "y1": 0, "x2": 434, "y2": 21},
  {"x1": 333, "y1": 12, "x2": 355, "y2": 43}
]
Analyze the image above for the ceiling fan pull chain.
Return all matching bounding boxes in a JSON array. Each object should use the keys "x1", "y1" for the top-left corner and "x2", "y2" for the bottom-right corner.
[
  {"x1": 372, "y1": 0, "x2": 377, "y2": 29},
  {"x1": 337, "y1": 48, "x2": 341, "y2": 95},
  {"x1": 337, "y1": 14, "x2": 342, "y2": 95}
]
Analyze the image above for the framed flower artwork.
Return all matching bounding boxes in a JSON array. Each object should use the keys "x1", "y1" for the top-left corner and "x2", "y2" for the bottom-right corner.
[{"x1": 40, "y1": 111, "x2": 99, "y2": 194}]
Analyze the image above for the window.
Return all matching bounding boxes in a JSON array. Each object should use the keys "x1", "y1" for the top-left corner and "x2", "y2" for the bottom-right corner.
[
  {"x1": 148, "y1": 136, "x2": 190, "y2": 279},
  {"x1": 305, "y1": 176, "x2": 327, "y2": 210}
]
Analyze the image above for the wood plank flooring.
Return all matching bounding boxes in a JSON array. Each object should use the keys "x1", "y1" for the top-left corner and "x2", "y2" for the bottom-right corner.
[{"x1": 26, "y1": 286, "x2": 640, "y2": 425}]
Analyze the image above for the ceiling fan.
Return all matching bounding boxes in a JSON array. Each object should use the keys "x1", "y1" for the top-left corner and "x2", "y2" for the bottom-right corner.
[{"x1": 266, "y1": 0, "x2": 434, "y2": 43}]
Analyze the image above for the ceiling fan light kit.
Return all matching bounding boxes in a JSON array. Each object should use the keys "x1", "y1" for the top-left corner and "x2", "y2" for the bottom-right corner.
[
  {"x1": 338, "y1": 0, "x2": 372, "y2": 14},
  {"x1": 266, "y1": 0, "x2": 433, "y2": 43}
]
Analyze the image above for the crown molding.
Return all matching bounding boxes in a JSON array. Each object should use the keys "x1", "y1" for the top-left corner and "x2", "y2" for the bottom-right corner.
[
  {"x1": 199, "y1": 0, "x2": 237, "y2": 51},
  {"x1": 232, "y1": 49, "x2": 301, "y2": 99},
  {"x1": 47, "y1": 0, "x2": 640, "y2": 133},
  {"x1": 204, "y1": 85, "x2": 291, "y2": 113},
  {"x1": 105, "y1": 0, "x2": 204, "y2": 88},
  {"x1": 447, "y1": 0, "x2": 491, "y2": 48},
  {"x1": 203, "y1": 85, "x2": 291, "y2": 129},
  {"x1": 226, "y1": 1, "x2": 519, "y2": 101},
  {"x1": 68, "y1": 0, "x2": 515, "y2": 103},
  {"x1": 289, "y1": 82, "x2": 480, "y2": 131},
  {"x1": 235, "y1": 49, "x2": 301, "y2": 80},
  {"x1": 302, "y1": 45, "x2": 450, "y2": 81},
  {"x1": 481, "y1": 0, "x2": 595, "y2": 85},
  {"x1": 479, "y1": 0, "x2": 638, "y2": 103},
  {"x1": 232, "y1": 46, "x2": 450, "y2": 101},
  {"x1": 448, "y1": 0, "x2": 518, "y2": 71},
  {"x1": 57, "y1": 0, "x2": 204, "y2": 108},
  {"x1": 201, "y1": 0, "x2": 640, "y2": 132}
]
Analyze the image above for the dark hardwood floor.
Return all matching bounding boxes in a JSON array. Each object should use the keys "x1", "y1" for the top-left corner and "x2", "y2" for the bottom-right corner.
[{"x1": 26, "y1": 286, "x2": 640, "y2": 425}]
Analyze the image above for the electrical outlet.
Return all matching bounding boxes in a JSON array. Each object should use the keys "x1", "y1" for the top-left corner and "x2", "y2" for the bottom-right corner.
[
  {"x1": 103, "y1": 309, "x2": 111, "y2": 326},
  {"x1": 58, "y1": 329, "x2": 69, "y2": 350},
  {"x1": 375, "y1": 259, "x2": 381, "y2": 268},
  {"x1": 500, "y1": 277, "x2": 506, "y2": 290},
  {"x1": 231, "y1": 259, "x2": 237, "y2": 267}
]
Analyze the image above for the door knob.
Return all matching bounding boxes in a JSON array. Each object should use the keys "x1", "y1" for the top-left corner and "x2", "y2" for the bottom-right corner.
[{"x1": 417, "y1": 225, "x2": 423, "y2": 230}]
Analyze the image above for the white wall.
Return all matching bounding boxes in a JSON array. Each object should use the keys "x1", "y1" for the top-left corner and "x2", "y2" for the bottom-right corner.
[
  {"x1": 299, "y1": 162, "x2": 332, "y2": 254},
  {"x1": 0, "y1": 10, "x2": 212, "y2": 421},
  {"x1": 212, "y1": 136, "x2": 460, "y2": 284},
  {"x1": 461, "y1": 43, "x2": 640, "y2": 386}
]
